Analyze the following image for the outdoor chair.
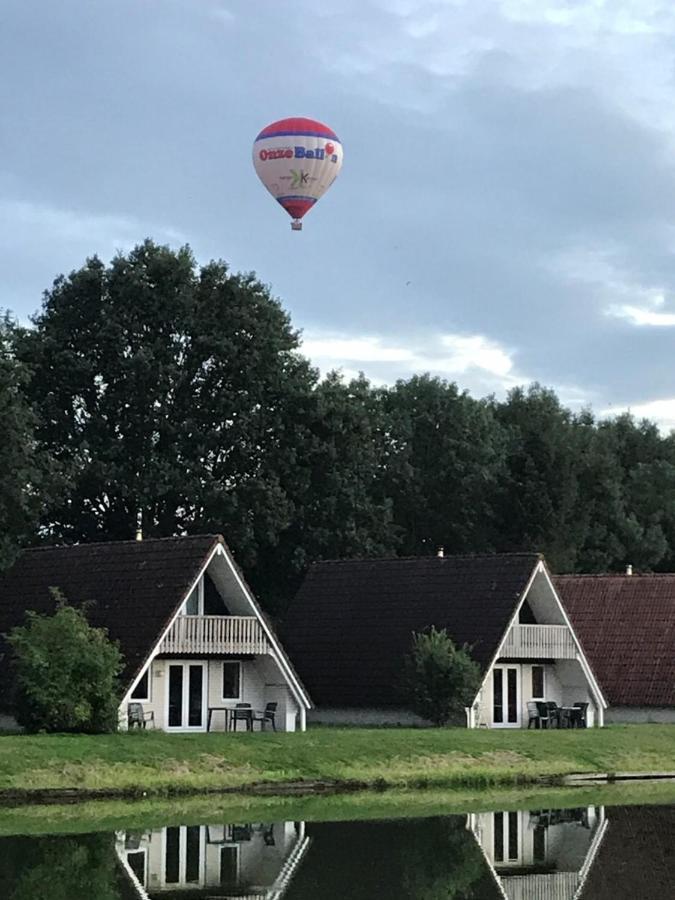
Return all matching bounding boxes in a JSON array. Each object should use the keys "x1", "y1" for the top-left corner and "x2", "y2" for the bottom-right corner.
[
  {"x1": 546, "y1": 701, "x2": 561, "y2": 728},
  {"x1": 573, "y1": 702, "x2": 589, "y2": 728},
  {"x1": 251, "y1": 701, "x2": 278, "y2": 732},
  {"x1": 127, "y1": 702, "x2": 154, "y2": 729},
  {"x1": 232, "y1": 703, "x2": 253, "y2": 732},
  {"x1": 527, "y1": 701, "x2": 547, "y2": 729}
]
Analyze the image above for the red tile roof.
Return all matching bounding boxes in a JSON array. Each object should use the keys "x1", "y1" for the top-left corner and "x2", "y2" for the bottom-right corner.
[
  {"x1": 556, "y1": 575, "x2": 675, "y2": 708},
  {"x1": 283, "y1": 553, "x2": 541, "y2": 707}
]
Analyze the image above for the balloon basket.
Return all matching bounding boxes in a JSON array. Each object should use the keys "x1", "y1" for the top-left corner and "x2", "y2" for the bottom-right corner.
[{"x1": 291, "y1": 220, "x2": 303, "y2": 231}]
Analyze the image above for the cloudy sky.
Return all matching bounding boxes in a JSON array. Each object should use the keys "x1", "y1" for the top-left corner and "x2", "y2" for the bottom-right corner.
[{"x1": 3, "y1": 0, "x2": 675, "y2": 427}]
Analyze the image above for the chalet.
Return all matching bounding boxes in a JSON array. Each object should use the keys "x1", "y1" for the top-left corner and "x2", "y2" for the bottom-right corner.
[
  {"x1": 0, "y1": 535, "x2": 311, "y2": 733},
  {"x1": 283, "y1": 552, "x2": 606, "y2": 728},
  {"x1": 556, "y1": 573, "x2": 675, "y2": 724}
]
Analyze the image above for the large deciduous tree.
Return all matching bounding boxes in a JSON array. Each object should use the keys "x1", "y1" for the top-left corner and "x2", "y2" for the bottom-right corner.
[{"x1": 15, "y1": 241, "x2": 317, "y2": 576}]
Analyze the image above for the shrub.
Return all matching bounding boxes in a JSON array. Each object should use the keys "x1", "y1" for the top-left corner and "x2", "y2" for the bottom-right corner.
[
  {"x1": 404, "y1": 626, "x2": 482, "y2": 726},
  {"x1": 7, "y1": 591, "x2": 123, "y2": 733}
]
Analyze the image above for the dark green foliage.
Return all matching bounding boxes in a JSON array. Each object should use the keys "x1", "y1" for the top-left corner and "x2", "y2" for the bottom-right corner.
[
  {"x1": 382, "y1": 375, "x2": 505, "y2": 556},
  {"x1": 405, "y1": 627, "x2": 482, "y2": 726},
  {"x1": 14, "y1": 241, "x2": 316, "y2": 560},
  {"x1": 0, "y1": 314, "x2": 56, "y2": 571},
  {"x1": 0, "y1": 833, "x2": 131, "y2": 900},
  {"x1": 6, "y1": 240, "x2": 675, "y2": 612},
  {"x1": 7, "y1": 594, "x2": 123, "y2": 733}
]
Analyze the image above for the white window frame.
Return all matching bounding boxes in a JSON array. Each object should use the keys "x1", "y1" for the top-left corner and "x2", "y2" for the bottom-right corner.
[
  {"x1": 165, "y1": 661, "x2": 208, "y2": 732},
  {"x1": 130, "y1": 667, "x2": 151, "y2": 703},
  {"x1": 222, "y1": 661, "x2": 242, "y2": 701}
]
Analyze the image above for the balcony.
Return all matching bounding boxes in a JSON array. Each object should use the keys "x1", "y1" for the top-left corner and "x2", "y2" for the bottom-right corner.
[
  {"x1": 500, "y1": 623, "x2": 576, "y2": 659},
  {"x1": 159, "y1": 615, "x2": 270, "y2": 656}
]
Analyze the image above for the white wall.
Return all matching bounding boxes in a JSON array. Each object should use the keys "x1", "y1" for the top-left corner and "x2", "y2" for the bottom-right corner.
[
  {"x1": 605, "y1": 706, "x2": 675, "y2": 724},
  {"x1": 473, "y1": 661, "x2": 599, "y2": 728},
  {"x1": 120, "y1": 655, "x2": 299, "y2": 732}
]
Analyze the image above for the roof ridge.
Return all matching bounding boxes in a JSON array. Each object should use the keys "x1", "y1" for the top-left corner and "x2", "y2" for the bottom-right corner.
[
  {"x1": 311, "y1": 551, "x2": 542, "y2": 566},
  {"x1": 19, "y1": 534, "x2": 222, "y2": 553},
  {"x1": 556, "y1": 572, "x2": 675, "y2": 579}
]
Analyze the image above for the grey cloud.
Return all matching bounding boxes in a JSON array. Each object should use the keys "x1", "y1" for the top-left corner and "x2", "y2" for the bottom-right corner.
[{"x1": 3, "y1": 0, "x2": 675, "y2": 419}]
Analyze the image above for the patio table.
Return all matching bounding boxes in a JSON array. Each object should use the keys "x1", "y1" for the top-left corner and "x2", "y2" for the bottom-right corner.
[
  {"x1": 207, "y1": 706, "x2": 231, "y2": 732},
  {"x1": 559, "y1": 706, "x2": 581, "y2": 728}
]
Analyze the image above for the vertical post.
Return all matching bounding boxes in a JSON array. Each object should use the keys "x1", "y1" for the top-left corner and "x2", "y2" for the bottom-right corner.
[{"x1": 298, "y1": 706, "x2": 307, "y2": 733}]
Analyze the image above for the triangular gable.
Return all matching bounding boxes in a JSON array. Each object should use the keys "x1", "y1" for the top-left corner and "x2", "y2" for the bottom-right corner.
[
  {"x1": 124, "y1": 537, "x2": 312, "y2": 711},
  {"x1": 475, "y1": 560, "x2": 607, "y2": 713}
]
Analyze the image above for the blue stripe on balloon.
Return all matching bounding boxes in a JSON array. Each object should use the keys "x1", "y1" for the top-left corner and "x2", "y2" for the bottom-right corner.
[
  {"x1": 255, "y1": 130, "x2": 340, "y2": 141},
  {"x1": 276, "y1": 195, "x2": 318, "y2": 203}
]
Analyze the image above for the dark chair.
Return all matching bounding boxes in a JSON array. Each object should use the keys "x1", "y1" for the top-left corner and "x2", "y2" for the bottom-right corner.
[
  {"x1": 251, "y1": 702, "x2": 278, "y2": 732},
  {"x1": 128, "y1": 702, "x2": 154, "y2": 729},
  {"x1": 527, "y1": 701, "x2": 543, "y2": 729},
  {"x1": 231, "y1": 703, "x2": 253, "y2": 732},
  {"x1": 546, "y1": 702, "x2": 561, "y2": 728},
  {"x1": 573, "y1": 702, "x2": 589, "y2": 728},
  {"x1": 535, "y1": 701, "x2": 551, "y2": 729}
]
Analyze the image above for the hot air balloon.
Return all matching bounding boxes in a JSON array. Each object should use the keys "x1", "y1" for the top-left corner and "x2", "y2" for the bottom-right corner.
[{"x1": 252, "y1": 117, "x2": 343, "y2": 230}]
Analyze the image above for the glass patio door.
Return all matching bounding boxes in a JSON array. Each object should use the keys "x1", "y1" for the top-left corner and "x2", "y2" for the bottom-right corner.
[
  {"x1": 492, "y1": 665, "x2": 520, "y2": 727},
  {"x1": 167, "y1": 662, "x2": 207, "y2": 730}
]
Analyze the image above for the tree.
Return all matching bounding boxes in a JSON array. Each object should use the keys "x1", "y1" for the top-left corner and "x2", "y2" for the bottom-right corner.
[
  {"x1": 0, "y1": 314, "x2": 55, "y2": 571},
  {"x1": 404, "y1": 626, "x2": 481, "y2": 726},
  {"x1": 7, "y1": 594, "x2": 123, "y2": 733},
  {"x1": 15, "y1": 240, "x2": 317, "y2": 576},
  {"x1": 493, "y1": 384, "x2": 587, "y2": 570},
  {"x1": 254, "y1": 373, "x2": 401, "y2": 607},
  {"x1": 381, "y1": 375, "x2": 506, "y2": 556}
]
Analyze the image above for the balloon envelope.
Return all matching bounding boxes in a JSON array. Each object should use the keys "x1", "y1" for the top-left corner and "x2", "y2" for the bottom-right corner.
[{"x1": 252, "y1": 117, "x2": 343, "y2": 229}]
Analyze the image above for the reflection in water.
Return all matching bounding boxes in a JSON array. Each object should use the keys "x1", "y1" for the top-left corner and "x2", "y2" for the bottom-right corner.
[
  {"x1": 1, "y1": 804, "x2": 674, "y2": 899},
  {"x1": 470, "y1": 806, "x2": 607, "y2": 899},
  {"x1": 116, "y1": 821, "x2": 310, "y2": 899}
]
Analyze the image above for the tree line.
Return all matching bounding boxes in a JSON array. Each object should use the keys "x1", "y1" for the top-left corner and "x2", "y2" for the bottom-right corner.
[{"x1": 2, "y1": 239, "x2": 675, "y2": 613}]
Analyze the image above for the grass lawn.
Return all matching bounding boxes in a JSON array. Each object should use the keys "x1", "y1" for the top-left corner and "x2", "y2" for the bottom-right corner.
[
  {"x1": 0, "y1": 724, "x2": 674, "y2": 799},
  {"x1": 4, "y1": 779, "x2": 675, "y2": 837}
]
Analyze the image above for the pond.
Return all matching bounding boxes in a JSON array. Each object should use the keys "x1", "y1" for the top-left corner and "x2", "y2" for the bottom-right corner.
[{"x1": 1, "y1": 800, "x2": 674, "y2": 898}]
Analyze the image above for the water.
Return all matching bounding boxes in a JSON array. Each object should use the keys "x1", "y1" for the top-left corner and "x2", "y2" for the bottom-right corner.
[{"x1": 2, "y1": 802, "x2": 674, "y2": 898}]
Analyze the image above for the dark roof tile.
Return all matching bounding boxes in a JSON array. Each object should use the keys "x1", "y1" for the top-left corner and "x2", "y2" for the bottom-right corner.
[
  {"x1": 283, "y1": 553, "x2": 540, "y2": 707},
  {"x1": 0, "y1": 535, "x2": 220, "y2": 695}
]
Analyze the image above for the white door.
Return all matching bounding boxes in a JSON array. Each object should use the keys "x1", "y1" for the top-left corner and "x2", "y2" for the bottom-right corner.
[
  {"x1": 167, "y1": 662, "x2": 207, "y2": 731},
  {"x1": 492, "y1": 665, "x2": 521, "y2": 727}
]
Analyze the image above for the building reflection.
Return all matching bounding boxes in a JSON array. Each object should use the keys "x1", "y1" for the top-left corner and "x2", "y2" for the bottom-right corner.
[
  {"x1": 469, "y1": 806, "x2": 607, "y2": 900},
  {"x1": 115, "y1": 821, "x2": 310, "y2": 900}
]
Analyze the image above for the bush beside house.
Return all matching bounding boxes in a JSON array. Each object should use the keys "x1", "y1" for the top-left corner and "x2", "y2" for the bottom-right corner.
[
  {"x1": 405, "y1": 627, "x2": 482, "y2": 726},
  {"x1": 7, "y1": 594, "x2": 123, "y2": 733}
]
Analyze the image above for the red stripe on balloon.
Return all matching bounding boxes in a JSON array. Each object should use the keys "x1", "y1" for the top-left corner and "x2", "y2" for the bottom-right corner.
[
  {"x1": 257, "y1": 117, "x2": 338, "y2": 141},
  {"x1": 277, "y1": 197, "x2": 316, "y2": 219}
]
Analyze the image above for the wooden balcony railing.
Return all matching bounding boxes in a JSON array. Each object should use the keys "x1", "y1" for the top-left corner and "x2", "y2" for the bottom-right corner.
[
  {"x1": 501, "y1": 623, "x2": 576, "y2": 659},
  {"x1": 160, "y1": 615, "x2": 269, "y2": 655}
]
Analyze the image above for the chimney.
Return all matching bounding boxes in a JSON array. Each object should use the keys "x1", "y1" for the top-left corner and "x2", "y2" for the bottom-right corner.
[
  {"x1": 437, "y1": 547, "x2": 444, "y2": 558},
  {"x1": 625, "y1": 564, "x2": 632, "y2": 576}
]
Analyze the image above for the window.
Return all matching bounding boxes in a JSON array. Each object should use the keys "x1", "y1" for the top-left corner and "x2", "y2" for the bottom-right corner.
[
  {"x1": 223, "y1": 662, "x2": 241, "y2": 700},
  {"x1": 531, "y1": 666, "x2": 545, "y2": 699},
  {"x1": 131, "y1": 670, "x2": 150, "y2": 701},
  {"x1": 533, "y1": 826, "x2": 546, "y2": 863},
  {"x1": 183, "y1": 579, "x2": 203, "y2": 615}
]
